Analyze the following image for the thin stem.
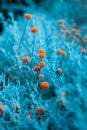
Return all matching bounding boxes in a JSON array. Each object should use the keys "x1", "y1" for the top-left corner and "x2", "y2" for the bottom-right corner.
[
  {"x1": 17, "y1": 20, "x2": 28, "y2": 53},
  {"x1": 8, "y1": 61, "x2": 21, "y2": 71},
  {"x1": 31, "y1": 33, "x2": 35, "y2": 59}
]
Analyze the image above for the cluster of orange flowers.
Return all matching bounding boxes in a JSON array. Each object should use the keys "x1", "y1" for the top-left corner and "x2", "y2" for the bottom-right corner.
[{"x1": 57, "y1": 49, "x2": 67, "y2": 56}]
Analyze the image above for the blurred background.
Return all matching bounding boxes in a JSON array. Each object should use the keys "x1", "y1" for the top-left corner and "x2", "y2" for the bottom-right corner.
[{"x1": 0, "y1": 0, "x2": 87, "y2": 33}]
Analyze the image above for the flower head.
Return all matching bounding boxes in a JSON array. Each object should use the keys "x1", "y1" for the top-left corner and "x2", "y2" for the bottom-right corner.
[
  {"x1": 39, "y1": 62, "x2": 46, "y2": 68},
  {"x1": 31, "y1": 27, "x2": 38, "y2": 33},
  {"x1": 39, "y1": 49, "x2": 45, "y2": 53},
  {"x1": 39, "y1": 53, "x2": 45, "y2": 58},
  {"x1": 57, "y1": 68, "x2": 62, "y2": 74},
  {"x1": 22, "y1": 56, "x2": 30, "y2": 63},
  {"x1": 37, "y1": 108, "x2": 45, "y2": 115},
  {"x1": 33, "y1": 66, "x2": 40, "y2": 72},
  {"x1": 25, "y1": 14, "x2": 32, "y2": 19},
  {"x1": 41, "y1": 82, "x2": 49, "y2": 89}
]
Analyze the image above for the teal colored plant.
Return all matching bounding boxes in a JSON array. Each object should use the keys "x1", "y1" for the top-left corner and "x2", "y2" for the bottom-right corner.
[{"x1": 0, "y1": 7, "x2": 87, "y2": 130}]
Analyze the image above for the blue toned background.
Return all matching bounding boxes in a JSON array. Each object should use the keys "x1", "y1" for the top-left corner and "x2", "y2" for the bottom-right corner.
[{"x1": 0, "y1": 0, "x2": 87, "y2": 130}]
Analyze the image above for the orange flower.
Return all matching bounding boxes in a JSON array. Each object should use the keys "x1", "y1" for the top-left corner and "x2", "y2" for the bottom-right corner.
[
  {"x1": 39, "y1": 62, "x2": 46, "y2": 68},
  {"x1": 76, "y1": 32, "x2": 80, "y2": 37},
  {"x1": 37, "y1": 108, "x2": 45, "y2": 115},
  {"x1": 65, "y1": 30, "x2": 71, "y2": 35},
  {"x1": 57, "y1": 49, "x2": 62, "y2": 54},
  {"x1": 39, "y1": 49, "x2": 45, "y2": 53},
  {"x1": 31, "y1": 27, "x2": 38, "y2": 33},
  {"x1": 61, "y1": 51, "x2": 67, "y2": 56},
  {"x1": 72, "y1": 28, "x2": 76, "y2": 33},
  {"x1": 60, "y1": 23, "x2": 64, "y2": 28},
  {"x1": 41, "y1": 82, "x2": 49, "y2": 89},
  {"x1": 81, "y1": 48, "x2": 86, "y2": 54},
  {"x1": 81, "y1": 39, "x2": 87, "y2": 44},
  {"x1": 22, "y1": 56, "x2": 30, "y2": 63},
  {"x1": 39, "y1": 53, "x2": 45, "y2": 58},
  {"x1": 57, "y1": 68, "x2": 62, "y2": 74},
  {"x1": 33, "y1": 66, "x2": 40, "y2": 72},
  {"x1": 25, "y1": 14, "x2": 32, "y2": 19}
]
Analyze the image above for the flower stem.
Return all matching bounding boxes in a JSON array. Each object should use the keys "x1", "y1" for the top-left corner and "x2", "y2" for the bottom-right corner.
[{"x1": 17, "y1": 20, "x2": 28, "y2": 53}]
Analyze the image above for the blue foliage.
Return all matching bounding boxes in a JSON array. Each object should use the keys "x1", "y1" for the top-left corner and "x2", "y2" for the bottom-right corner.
[{"x1": 0, "y1": 0, "x2": 87, "y2": 130}]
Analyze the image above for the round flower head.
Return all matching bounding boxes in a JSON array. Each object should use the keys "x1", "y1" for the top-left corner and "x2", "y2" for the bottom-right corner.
[
  {"x1": 76, "y1": 32, "x2": 81, "y2": 37},
  {"x1": 65, "y1": 30, "x2": 71, "y2": 35},
  {"x1": 81, "y1": 48, "x2": 86, "y2": 54},
  {"x1": 81, "y1": 39, "x2": 87, "y2": 44},
  {"x1": 39, "y1": 53, "x2": 45, "y2": 58},
  {"x1": 25, "y1": 14, "x2": 32, "y2": 19},
  {"x1": 72, "y1": 28, "x2": 76, "y2": 33},
  {"x1": 38, "y1": 74, "x2": 44, "y2": 79},
  {"x1": 57, "y1": 49, "x2": 63, "y2": 54},
  {"x1": 57, "y1": 68, "x2": 62, "y2": 74},
  {"x1": 41, "y1": 82, "x2": 49, "y2": 89},
  {"x1": 37, "y1": 108, "x2": 45, "y2": 115},
  {"x1": 39, "y1": 49, "x2": 45, "y2": 53},
  {"x1": 61, "y1": 51, "x2": 67, "y2": 56},
  {"x1": 63, "y1": 92, "x2": 67, "y2": 97},
  {"x1": 39, "y1": 62, "x2": 46, "y2": 68},
  {"x1": 33, "y1": 66, "x2": 40, "y2": 72},
  {"x1": 31, "y1": 27, "x2": 38, "y2": 33},
  {"x1": 22, "y1": 56, "x2": 30, "y2": 63},
  {"x1": 60, "y1": 23, "x2": 64, "y2": 28}
]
